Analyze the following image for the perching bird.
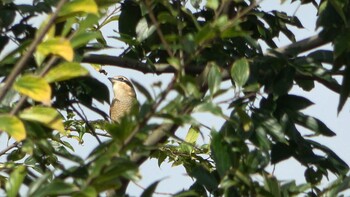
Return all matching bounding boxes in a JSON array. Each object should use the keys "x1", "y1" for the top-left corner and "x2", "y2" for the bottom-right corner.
[{"x1": 108, "y1": 75, "x2": 138, "y2": 122}]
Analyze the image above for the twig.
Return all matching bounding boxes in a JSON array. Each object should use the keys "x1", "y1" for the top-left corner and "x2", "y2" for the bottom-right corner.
[
  {"x1": 0, "y1": 142, "x2": 18, "y2": 157},
  {"x1": 144, "y1": 0, "x2": 174, "y2": 57},
  {"x1": 70, "y1": 104, "x2": 102, "y2": 144},
  {"x1": 132, "y1": 181, "x2": 174, "y2": 196},
  {"x1": 0, "y1": 0, "x2": 67, "y2": 103}
]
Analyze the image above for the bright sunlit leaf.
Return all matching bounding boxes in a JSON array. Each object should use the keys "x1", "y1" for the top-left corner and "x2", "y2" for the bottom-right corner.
[
  {"x1": 19, "y1": 106, "x2": 65, "y2": 134},
  {"x1": 44, "y1": 62, "x2": 89, "y2": 83},
  {"x1": 185, "y1": 126, "x2": 200, "y2": 144},
  {"x1": 0, "y1": 115, "x2": 26, "y2": 141},
  {"x1": 59, "y1": 0, "x2": 98, "y2": 16},
  {"x1": 14, "y1": 75, "x2": 51, "y2": 105},
  {"x1": 36, "y1": 37, "x2": 73, "y2": 62}
]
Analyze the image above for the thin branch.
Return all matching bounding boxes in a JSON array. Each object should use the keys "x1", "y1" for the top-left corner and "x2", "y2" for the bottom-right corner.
[
  {"x1": 71, "y1": 104, "x2": 102, "y2": 144},
  {"x1": 266, "y1": 34, "x2": 330, "y2": 57},
  {"x1": 0, "y1": 0, "x2": 67, "y2": 103},
  {"x1": 0, "y1": 142, "x2": 18, "y2": 157},
  {"x1": 144, "y1": 0, "x2": 174, "y2": 57},
  {"x1": 82, "y1": 33, "x2": 331, "y2": 75}
]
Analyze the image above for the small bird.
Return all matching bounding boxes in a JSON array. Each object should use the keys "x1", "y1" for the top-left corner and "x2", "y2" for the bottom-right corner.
[{"x1": 108, "y1": 75, "x2": 138, "y2": 122}]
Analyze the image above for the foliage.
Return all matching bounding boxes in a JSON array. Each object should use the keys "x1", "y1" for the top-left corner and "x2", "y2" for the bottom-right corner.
[{"x1": 0, "y1": 0, "x2": 350, "y2": 196}]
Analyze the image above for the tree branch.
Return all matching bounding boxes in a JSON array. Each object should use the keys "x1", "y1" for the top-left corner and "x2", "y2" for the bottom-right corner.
[
  {"x1": 82, "y1": 33, "x2": 331, "y2": 75},
  {"x1": 266, "y1": 33, "x2": 330, "y2": 57}
]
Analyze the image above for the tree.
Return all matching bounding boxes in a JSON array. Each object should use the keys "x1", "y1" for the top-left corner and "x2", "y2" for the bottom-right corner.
[{"x1": 0, "y1": 0, "x2": 349, "y2": 196}]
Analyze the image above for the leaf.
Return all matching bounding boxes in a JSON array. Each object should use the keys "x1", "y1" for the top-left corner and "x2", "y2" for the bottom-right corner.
[
  {"x1": 334, "y1": 29, "x2": 350, "y2": 58},
  {"x1": 185, "y1": 126, "x2": 200, "y2": 144},
  {"x1": 194, "y1": 102, "x2": 224, "y2": 117},
  {"x1": 19, "y1": 106, "x2": 65, "y2": 134},
  {"x1": 59, "y1": 0, "x2": 98, "y2": 16},
  {"x1": 30, "y1": 180, "x2": 78, "y2": 197},
  {"x1": 236, "y1": 107, "x2": 253, "y2": 132},
  {"x1": 131, "y1": 79, "x2": 153, "y2": 101},
  {"x1": 5, "y1": 165, "x2": 27, "y2": 197},
  {"x1": 14, "y1": 74, "x2": 51, "y2": 105},
  {"x1": 271, "y1": 142, "x2": 293, "y2": 164},
  {"x1": 328, "y1": 0, "x2": 347, "y2": 26},
  {"x1": 338, "y1": 65, "x2": 350, "y2": 113},
  {"x1": 211, "y1": 132, "x2": 232, "y2": 178},
  {"x1": 71, "y1": 31, "x2": 101, "y2": 48},
  {"x1": 190, "y1": 166, "x2": 218, "y2": 192},
  {"x1": 272, "y1": 67, "x2": 295, "y2": 96},
  {"x1": 0, "y1": 115, "x2": 26, "y2": 141},
  {"x1": 36, "y1": 37, "x2": 73, "y2": 63},
  {"x1": 44, "y1": 62, "x2": 89, "y2": 83},
  {"x1": 140, "y1": 181, "x2": 160, "y2": 197},
  {"x1": 294, "y1": 112, "x2": 336, "y2": 136},
  {"x1": 136, "y1": 17, "x2": 156, "y2": 41},
  {"x1": 277, "y1": 94, "x2": 314, "y2": 111},
  {"x1": 263, "y1": 173, "x2": 281, "y2": 196},
  {"x1": 208, "y1": 62, "x2": 222, "y2": 96},
  {"x1": 231, "y1": 58, "x2": 250, "y2": 88},
  {"x1": 206, "y1": 0, "x2": 219, "y2": 10}
]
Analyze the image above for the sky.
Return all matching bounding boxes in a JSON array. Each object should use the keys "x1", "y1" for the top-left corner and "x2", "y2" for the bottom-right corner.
[{"x1": 1, "y1": 0, "x2": 350, "y2": 196}]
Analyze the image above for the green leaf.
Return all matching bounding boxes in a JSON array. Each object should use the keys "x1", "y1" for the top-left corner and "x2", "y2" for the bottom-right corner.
[
  {"x1": 140, "y1": 181, "x2": 160, "y2": 197},
  {"x1": 321, "y1": 176, "x2": 350, "y2": 196},
  {"x1": 338, "y1": 64, "x2": 350, "y2": 113},
  {"x1": 194, "y1": 102, "x2": 223, "y2": 117},
  {"x1": 0, "y1": 115, "x2": 26, "y2": 141},
  {"x1": 231, "y1": 58, "x2": 250, "y2": 88},
  {"x1": 5, "y1": 165, "x2": 27, "y2": 197},
  {"x1": 190, "y1": 166, "x2": 218, "y2": 192},
  {"x1": 185, "y1": 126, "x2": 200, "y2": 144},
  {"x1": 271, "y1": 142, "x2": 293, "y2": 164},
  {"x1": 328, "y1": 0, "x2": 348, "y2": 26},
  {"x1": 59, "y1": 0, "x2": 98, "y2": 16},
  {"x1": 208, "y1": 62, "x2": 222, "y2": 95},
  {"x1": 277, "y1": 94, "x2": 314, "y2": 111},
  {"x1": 211, "y1": 132, "x2": 232, "y2": 177},
  {"x1": 263, "y1": 173, "x2": 281, "y2": 196},
  {"x1": 44, "y1": 62, "x2": 89, "y2": 83},
  {"x1": 131, "y1": 79, "x2": 153, "y2": 101},
  {"x1": 30, "y1": 180, "x2": 78, "y2": 197},
  {"x1": 294, "y1": 112, "x2": 336, "y2": 136},
  {"x1": 19, "y1": 106, "x2": 65, "y2": 134},
  {"x1": 13, "y1": 74, "x2": 51, "y2": 105},
  {"x1": 73, "y1": 187, "x2": 97, "y2": 197},
  {"x1": 206, "y1": 0, "x2": 219, "y2": 10},
  {"x1": 71, "y1": 32, "x2": 101, "y2": 48},
  {"x1": 136, "y1": 17, "x2": 156, "y2": 41},
  {"x1": 272, "y1": 67, "x2": 295, "y2": 96},
  {"x1": 36, "y1": 37, "x2": 73, "y2": 63},
  {"x1": 334, "y1": 29, "x2": 350, "y2": 58}
]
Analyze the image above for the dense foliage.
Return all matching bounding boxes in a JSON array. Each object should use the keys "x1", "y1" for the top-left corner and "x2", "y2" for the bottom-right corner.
[{"x1": 0, "y1": 0, "x2": 350, "y2": 196}]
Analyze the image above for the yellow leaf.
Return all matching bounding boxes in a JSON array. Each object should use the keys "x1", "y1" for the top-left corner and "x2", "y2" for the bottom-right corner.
[
  {"x1": 45, "y1": 62, "x2": 89, "y2": 83},
  {"x1": 36, "y1": 37, "x2": 73, "y2": 61},
  {"x1": 59, "y1": 0, "x2": 98, "y2": 16},
  {"x1": 0, "y1": 115, "x2": 26, "y2": 141},
  {"x1": 19, "y1": 106, "x2": 65, "y2": 134},
  {"x1": 14, "y1": 75, "x2": 51, "y2": 105}
]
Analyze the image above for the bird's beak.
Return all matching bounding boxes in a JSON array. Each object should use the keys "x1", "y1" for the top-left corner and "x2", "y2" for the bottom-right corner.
[{"x1": 108, "y1": 77, "x2": 114, "y2": 82}]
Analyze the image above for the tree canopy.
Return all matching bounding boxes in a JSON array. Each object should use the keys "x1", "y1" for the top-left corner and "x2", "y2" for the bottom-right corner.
[{"x1": 0, "y1": 0, "x2": 350, "y2": 196}]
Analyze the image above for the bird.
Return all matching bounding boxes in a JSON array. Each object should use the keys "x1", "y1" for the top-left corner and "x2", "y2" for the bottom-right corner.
[{"x1": 108, "y1": 75, "x2": 138, "y2": 123}]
